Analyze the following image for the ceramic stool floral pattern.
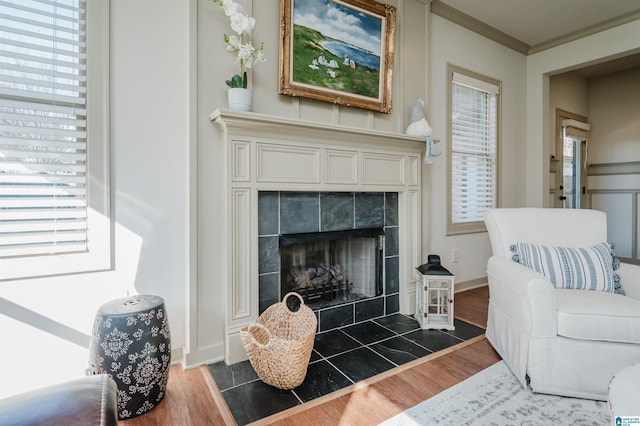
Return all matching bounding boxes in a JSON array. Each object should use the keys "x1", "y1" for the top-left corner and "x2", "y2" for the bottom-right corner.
[{"x1": 89, "y1": 295, "x2": 171, "y2": 419}]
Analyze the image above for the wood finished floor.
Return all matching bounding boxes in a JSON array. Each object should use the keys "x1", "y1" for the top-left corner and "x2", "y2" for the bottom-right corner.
[{"x1": 119, "y1": 286, "x2": 498, "y2": 426}]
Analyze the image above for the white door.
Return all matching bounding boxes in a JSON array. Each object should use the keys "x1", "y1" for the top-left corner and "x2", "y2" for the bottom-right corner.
[{"x1": 560, "y1": 119, "x2": 589, "y2": 209}]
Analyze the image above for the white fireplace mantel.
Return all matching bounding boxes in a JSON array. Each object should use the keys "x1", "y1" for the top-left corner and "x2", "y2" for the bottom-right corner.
[{"x1": 210, "y1": 109, "x2": 425, "y2": 364}]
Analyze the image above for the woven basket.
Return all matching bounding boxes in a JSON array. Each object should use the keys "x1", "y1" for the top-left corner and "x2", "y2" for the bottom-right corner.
[{"x1": 240, "y1": 292, "x2": 317, "y2": 389}]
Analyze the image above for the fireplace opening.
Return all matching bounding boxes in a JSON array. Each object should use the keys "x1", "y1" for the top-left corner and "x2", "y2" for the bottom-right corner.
[{"x1": 279, "y1": 228, "x2": 384, "y2": 309}]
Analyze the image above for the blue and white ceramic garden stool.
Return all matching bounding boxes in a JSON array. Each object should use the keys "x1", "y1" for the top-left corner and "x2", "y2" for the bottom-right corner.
[{"x1": 89, "y1": 295, "x2": 171, "y2": 419}]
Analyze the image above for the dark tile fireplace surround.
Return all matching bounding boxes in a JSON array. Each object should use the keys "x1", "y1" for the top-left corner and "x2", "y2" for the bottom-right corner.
[{"x1": 258, "y1": 191, "x2": 400, "y2": 333}]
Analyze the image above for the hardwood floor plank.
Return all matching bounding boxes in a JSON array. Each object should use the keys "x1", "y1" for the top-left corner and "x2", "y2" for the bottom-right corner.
[
  {"x1": 388, "y1": 367, "x2": 449, "y2": 399},
  {"x1": 454, "y1": 285, "x2": 489, "y2": 328},
  {"x1": 118, "y1": 364, "x2": 227, "y2": 426},
  {"x1": 371, "y1": 376, "x2": 426, "y2": 409},
  {"x1": 118, "y1": 285, "x2": 494, "y2": 425},
  {"x1": 265, "y1": 339, "x2": 500, "y2": 425}
]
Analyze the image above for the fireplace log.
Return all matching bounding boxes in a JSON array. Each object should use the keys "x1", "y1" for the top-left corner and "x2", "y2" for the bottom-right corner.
[
  {"x1": 289, "y1": 268, "x2": 311, "y2": 288},
  {"x1": 310, "y1": 272, "x2": 332, "y2": 287}
]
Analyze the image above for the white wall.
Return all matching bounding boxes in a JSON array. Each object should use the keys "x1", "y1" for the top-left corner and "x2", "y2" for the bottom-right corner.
[
  {"x1": 428, "y1": 15, "x2": 527, "y2": 284},
  {"x1": 0, "y1": 0, "x2": 192, "y2": 397},
  {"x1": 525, "y1": 20, "x2": 640, "y2": 207},
  {"x1": 588, "y1": 67, "x2": 640, "y2": 260},
  {"x1": 589, "y1": 67, "x2": 640, "y2": 164},
  {"x1": 192, "y1": 0, "x2": 431, "y2": 365},
  {"x1": 549, "y1": 73, "x2": 589, "y2": 156}
]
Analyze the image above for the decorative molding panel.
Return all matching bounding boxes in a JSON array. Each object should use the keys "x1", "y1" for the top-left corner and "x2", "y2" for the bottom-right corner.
[
  {"x1": 588, "y1": 165, "x2": 639, "y2": 261},
  {"x1": 257, "y1": 143, "x2": 320, "y2": 183},
  {"x1": 362, "y1": 153, "x2": 405, "y2": 186},
  {"x1": 231, "y1": 188, "x2": 252, "y2": 322},
  {"x1": 232, "y1": 141, "x2": 250, "y2": 182},
  {"x1": 589, "y1": 161, "x2": 640, "y2": 176},
  {"x1": 325, "y1": 149, "x2": 358, "y2": 184}
]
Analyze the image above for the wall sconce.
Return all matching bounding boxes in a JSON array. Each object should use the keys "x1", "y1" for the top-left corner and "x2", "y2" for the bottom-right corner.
[{"x1": 406, "y1": 100, "x2": 442, "y2": 164}]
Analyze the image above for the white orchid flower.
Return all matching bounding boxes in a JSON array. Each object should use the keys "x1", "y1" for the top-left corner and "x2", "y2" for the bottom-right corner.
[
  {"x1": 221, "y1": 0, "x2": 242, "y2": 16},
  {"x1": 212, "y1": 0, "x2": 266, "y2": 88},
  {"x1": 253, "y1": 50, "x2": 266, "y2": 65},
  {"x1": 224, "y1": 34, "x2": 241, "y2": 52},
  {"x1": 229, "y1": 13, "x2": 252, "y2": 35},
  {"x1": 238, "y1": 44, "x2": 255, "y2": 62},
  {"x1": 246, "y1": 16, "x2": 255, "y2": 31}
]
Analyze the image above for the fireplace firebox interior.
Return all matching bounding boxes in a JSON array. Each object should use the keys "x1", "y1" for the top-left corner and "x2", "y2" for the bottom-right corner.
[{"x1": 280, "y1": 228, "x2": 384, "y2": 309}]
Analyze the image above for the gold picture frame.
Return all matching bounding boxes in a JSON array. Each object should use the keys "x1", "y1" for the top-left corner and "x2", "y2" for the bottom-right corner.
[{"x1": 279, "y1": 0, "x2": 396, "y2": 113}]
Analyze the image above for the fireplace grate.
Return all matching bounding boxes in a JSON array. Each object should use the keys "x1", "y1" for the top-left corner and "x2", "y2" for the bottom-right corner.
[
  {"x1": 279, "y1": 228, "x2": 383, "y2": 310},
  {"x1": 287, "y1": 265, "x2": 353, "y2": 304}
]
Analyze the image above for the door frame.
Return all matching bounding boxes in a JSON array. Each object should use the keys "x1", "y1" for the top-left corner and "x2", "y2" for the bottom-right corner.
[{"x1": 553, "y1": 108, "x2": 589, "y2": 208}]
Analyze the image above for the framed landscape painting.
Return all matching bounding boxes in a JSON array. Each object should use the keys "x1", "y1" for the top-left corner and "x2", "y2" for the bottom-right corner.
[{"x1": 279, "y1": 0, "x2": 396, "y2": 113}]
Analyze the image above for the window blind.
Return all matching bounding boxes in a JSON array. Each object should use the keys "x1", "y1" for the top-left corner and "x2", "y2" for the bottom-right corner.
[
  {"x1": 451, "y1": 74, "x2": 498, "y2": 225},
  {"x1": 562, "y1": 119, "x2": 590, "y2": 141},
  {"x1": 0, "y1": 0, "x2": 88, "y2": 257}
]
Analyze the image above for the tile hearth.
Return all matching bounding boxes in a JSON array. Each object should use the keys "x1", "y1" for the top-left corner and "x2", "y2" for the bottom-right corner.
[{"x1": 208, "y1": 314, "x2": 485, "y2": 425}]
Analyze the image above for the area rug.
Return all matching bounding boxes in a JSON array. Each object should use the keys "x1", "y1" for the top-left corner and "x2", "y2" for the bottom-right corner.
[{"x1": 379, "y1": 361, "x2": 611, "y2": 425}]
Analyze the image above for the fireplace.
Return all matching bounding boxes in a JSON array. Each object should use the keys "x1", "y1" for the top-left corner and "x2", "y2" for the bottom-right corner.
[
  {"x1": 280, "y1": 228, "x2": 384, "y2": 309},
  {"x1": 258, "y1": 191, "x2": 399, "y2": 332},
  {"x1": 210, "y1": 109, "x2": 424, "y2": 364}
]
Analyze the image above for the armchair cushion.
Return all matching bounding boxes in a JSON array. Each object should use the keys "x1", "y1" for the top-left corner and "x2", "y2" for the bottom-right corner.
[
  {"x1": 556, "y1": 289, "x2": 640, "y2": 344},
  {"x1": 511, "y1": 241, "x2": 615, "y2": 293}
]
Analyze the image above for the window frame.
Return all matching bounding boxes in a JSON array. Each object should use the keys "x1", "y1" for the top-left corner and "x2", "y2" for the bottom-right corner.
[
  {"x1": 446, "y1": 64, "x2": 501, "y2": 235},
  {"x1": 0, "y1": 0, "x2": 112, "y2": 281}
]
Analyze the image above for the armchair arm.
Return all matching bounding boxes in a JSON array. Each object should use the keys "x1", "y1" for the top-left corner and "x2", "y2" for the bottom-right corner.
[
  {"x1": 0, "y1": 374, "x2": 117, "y2": 426},
  {"x1": 619, "y1": 262, "x2": 640, "y2": 300},
  {"x1": 487, "y1": 256, "x2": 557, "y2": 337}
]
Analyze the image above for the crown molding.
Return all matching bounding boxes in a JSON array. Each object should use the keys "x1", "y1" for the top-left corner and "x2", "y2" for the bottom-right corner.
[
  {"x1": 430, "y1": 0, "x2": 529, "y2": 55},
  {"x1": 431, "y1": 1, "x2": 640, "y2": 56},
  {"x1": 529, "y1": 10, "x2": 640, "y2": 54}
]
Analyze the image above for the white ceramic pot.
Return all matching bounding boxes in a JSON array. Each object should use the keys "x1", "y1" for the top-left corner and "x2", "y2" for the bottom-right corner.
[{"x1": 227, "y1": 88, "x2": 252, "y2": 112}]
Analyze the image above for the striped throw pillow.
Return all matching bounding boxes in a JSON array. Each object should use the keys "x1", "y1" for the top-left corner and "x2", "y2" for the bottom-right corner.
[{"x1": 511, "y1": 242, "x2": 615, "y2": 293}]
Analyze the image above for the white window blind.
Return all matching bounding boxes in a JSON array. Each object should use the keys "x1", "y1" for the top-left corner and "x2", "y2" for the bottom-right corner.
[
  {"x1": 562, "y1": 119, "x2": 590, "y2": 141},
  {"x1": 0, "y1": 0, "x2": 88, "y2": 258},
  {"x1": 450, "y1": 71, "x2": 499, "y2": 229}
]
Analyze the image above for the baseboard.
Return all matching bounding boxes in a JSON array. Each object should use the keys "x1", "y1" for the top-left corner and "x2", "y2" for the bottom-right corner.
[
  {"x1": 455, "y1": 277, "x2": 487, "y2": 293},
  {"x1": 171, "y1": 346, "x2": 185, "y2": 366},
  {"x1": 182, "y1": 342, "x2": 225, "y2": 369}
]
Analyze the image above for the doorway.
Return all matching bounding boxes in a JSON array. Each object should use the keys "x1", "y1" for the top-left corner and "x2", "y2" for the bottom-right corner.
[{"x1": 553, "y1": 109, "x2": 589, "y2": 208}]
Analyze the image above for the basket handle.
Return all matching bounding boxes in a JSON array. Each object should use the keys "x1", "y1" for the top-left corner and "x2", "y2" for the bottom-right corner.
[
  {"x1": 246, "y1": 322, "x2": 271, "y2": 348},
  {"x1": 282, "y1": 292, "x2": 305, "y2": 313}
]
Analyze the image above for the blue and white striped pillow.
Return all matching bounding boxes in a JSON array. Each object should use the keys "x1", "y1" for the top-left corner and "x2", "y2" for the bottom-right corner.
[{"x1": 511, "y1": 242, "x2": 615, "y2": 293}]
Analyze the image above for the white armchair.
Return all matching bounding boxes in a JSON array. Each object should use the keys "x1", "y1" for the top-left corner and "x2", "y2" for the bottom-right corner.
[{"x1": 484, "y1": 207, "x2": 640, "y2": 400}]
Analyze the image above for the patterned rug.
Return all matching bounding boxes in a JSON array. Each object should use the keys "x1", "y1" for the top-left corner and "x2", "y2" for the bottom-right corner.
[{"x1": 379, "y1": 361, "x2": 611, "y2": 425}]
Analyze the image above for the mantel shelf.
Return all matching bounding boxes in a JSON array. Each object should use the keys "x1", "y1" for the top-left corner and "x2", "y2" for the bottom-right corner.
[{"x1": 210, "y1": 109, "x2": 425, "y2": 152}]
